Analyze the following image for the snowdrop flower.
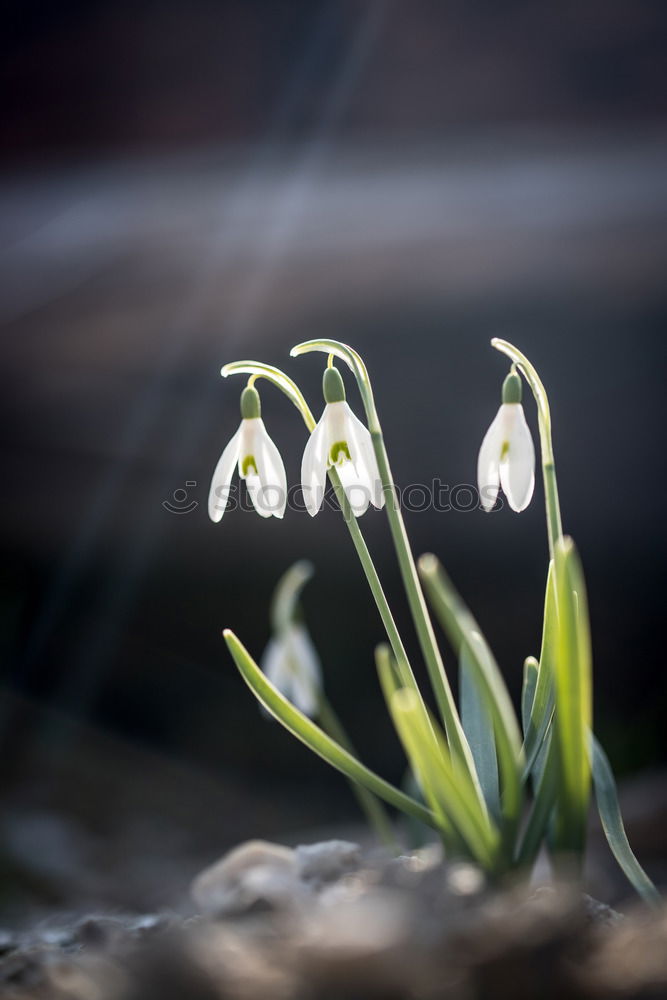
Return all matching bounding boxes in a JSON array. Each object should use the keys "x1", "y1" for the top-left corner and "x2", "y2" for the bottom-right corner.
[
  {"x1": 208, "y1": 385, "x2": 287, "y2": 522},
  {"x1": 302, "y1": 366, "x2": 385, "y2": 517},
  {"x1": 261, "y1": 622, "x2": 322, "y2": 718},
  {"x1": 260, "y1": 560, "x2": 322, "y2": 718},
  {"x1": 477, "y1": 370, "x2": 535, "y2": 512}
]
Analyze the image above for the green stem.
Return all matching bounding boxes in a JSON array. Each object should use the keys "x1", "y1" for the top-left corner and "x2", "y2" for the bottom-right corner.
[
  {"x1": 371, "y1": 433, "x2": 477, "y2": 775},
  {"x1": 316, "y1": 694, "x2": 398, "y2": 851},
  {"x1": 328, "y1": 468, "x2": 415, "y2": 689},
  {"x1": 290, "y1": 340, "x2": 481, "y2": 799},
  {"x1": 270, "y1": 560, "x2": 314, "y2": 633}
]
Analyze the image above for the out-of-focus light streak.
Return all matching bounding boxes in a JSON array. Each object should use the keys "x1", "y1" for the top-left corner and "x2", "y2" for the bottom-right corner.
[{"x1": 15, "y1": 2, "x2": 387, "y2": 741}]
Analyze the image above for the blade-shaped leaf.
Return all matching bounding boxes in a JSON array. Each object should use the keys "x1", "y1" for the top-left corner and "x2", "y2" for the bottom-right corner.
[
  {"x1": 591, "y1": 735, "x2": 660, "y2": 907},
  {"x1": 388, "y1": 688, "x2": 500, "y2": 871},
  {"x1": 375, "y1": 644, "x2": 467, "y2": 858},
  {"x1": 516, "y1": 728, "x2": 558, "y2": 868},
  {"x1": 522, "y1": 562, "x2": 557, "y2": 779},
  {"x1": 461, "y1": 642, "x2": 500, "y2": 820},
  {"x1": 552, "y1": 538, "x2": 593, "y2": 855},
  {"x1": 419, "y1": 555, "x2": 523, "y2": 842},
  {"x1": 224, "y1": 629, "x2": 436, "y2": 828}
]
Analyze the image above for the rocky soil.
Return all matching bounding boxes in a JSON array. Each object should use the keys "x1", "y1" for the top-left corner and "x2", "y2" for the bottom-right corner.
[{"x1": 1, "y1": 838, "x2": 665, "y2": 1000}]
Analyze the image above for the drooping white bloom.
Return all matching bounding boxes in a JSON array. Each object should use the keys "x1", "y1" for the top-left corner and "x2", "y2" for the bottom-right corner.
[
  {"x1": 477, "y1": 372, "x2": 535, "y2": 513},
  {"x1": 261, "y1": 622, "x2": 322, "y2": 717},
  {"x1": 302, "y1": 399, "x2": 385, "y2": 517},
  {"x1": 208, "y1": 387, "x2": 287, "y2": 522}
]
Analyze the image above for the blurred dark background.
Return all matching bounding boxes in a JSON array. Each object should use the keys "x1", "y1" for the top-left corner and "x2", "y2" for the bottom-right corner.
[{"x1": 1, "y1": 0, "x2": 666, "y2": 914}]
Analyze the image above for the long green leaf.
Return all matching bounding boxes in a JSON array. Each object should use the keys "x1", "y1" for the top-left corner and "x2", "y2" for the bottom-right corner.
[
  {"x1": 224, "y1": 630, "x2": 437, "y2": 828},
  {"x1": 522, "y1": 562, "x2": 557, "y2": 779},
  {"x1": 552, "y1": 538, "x2": 593, "y2": 855},
  {"x1": 516, "y1": 729, "x2": 558, "y2": 867},
  {"x1": 401, "y1": 768, "x2": 434, "y2": 850},
  {"x1": 591, "y1": 735, "x2": 660, "y2": 907},
  {"x1": 461, "y1": 642, "x2": 500, "y2": 820},
  {"x1": 375, "y1": 645, "x2": 465, "y2": 857},
  {"x1": 388, "y1": 689, "x2": 500, "y2": 870},
  {"x1": 419, "y1": 555, "x2": 523, "y2": 843}
]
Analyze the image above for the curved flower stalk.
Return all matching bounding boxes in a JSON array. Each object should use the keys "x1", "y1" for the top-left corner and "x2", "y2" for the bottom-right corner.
[
  {"x1": 477, "y1": 370, "x2": 535, "y2": 513},
  {"x1": 302, "y1": 367, "x2": 384, "y2": 517},
  {"x1": 221, "y1": 360, "x2": 316, "y2": 432},
  {"x1": 208, "y1": 385, "x2": 286, "y2": 521}
]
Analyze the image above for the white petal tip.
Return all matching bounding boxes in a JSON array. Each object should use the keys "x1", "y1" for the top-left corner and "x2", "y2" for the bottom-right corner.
[
  {"x1": 507, "y1": 486, "x2": 535, "y2": 513},
  {"x1": 504, "y1": 469, "x2": 535, "y2": 512},
  {"x1": 478, "y1": 483, "x2": 500, "y2": 512}
]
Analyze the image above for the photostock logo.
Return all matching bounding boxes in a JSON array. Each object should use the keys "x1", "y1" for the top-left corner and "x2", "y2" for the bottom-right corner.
[
  {"x1": 162, "y1": 479, "x2": 503, "y2": 516},
  {"x1": 162, "y1": 481, "x2": 199, "y2": 514}
]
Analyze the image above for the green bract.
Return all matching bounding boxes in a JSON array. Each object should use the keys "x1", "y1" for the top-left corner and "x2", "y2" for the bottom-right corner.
[{"x1": 216, "y1": 340, "x2": 659, "y2": 903}]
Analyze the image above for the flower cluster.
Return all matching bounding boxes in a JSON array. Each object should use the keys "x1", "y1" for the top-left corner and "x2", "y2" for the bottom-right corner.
[
  {"x1": 209, "y1": 365, "x2": 385, "y2": 522},
  {"x1": 209, "y1": 361, "x2": 536, "y2": 523}
]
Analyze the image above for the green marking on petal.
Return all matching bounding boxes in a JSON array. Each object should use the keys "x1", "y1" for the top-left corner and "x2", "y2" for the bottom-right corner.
[
  {"x1": 330, "y1": 440, "x2": 351, "y2": 466},
  {"x1": 500, "y1": 440, "x2": 510, "y2": 460},
  {"x1": 241, "y1": 454, "x2": 258, "y2": 477}
]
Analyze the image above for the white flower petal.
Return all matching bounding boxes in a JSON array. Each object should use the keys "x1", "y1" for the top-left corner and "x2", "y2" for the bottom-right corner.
[
  {"x1": 237, "y1": 418, "x2": 259, "y2": 479},
  {"x1": 499, "y1": 404, "x2": 535, "y2": 512},
  {"x1": 208, "y1": 424, "x2": 242, "y2": 522},
  {"x1": 301, "y1": 415, "x2": 328, "y2": 517},
  {"x1": 256, "y1": 422, "x2": 287, "y2": 518},
  {"x1": 288, "y1": 625, "x2": 322, "y2": 689},
  {"x1": 324, "y1": 400, "x2": 349, "y2": 445},
  {"x1": 260, "y1": 627, "x2": 321, "y2": 718},
  {"x1": 345, "y1": 406, "x2": 385, "y2": 509},
  {"x1": 289, "y1": 673, "x2": 319, "y2": 717},
  {"x1": 477, "y1": 406, "x2": 504, "y2": 512},
  {"x1": 285, "y1": 626, "x2": 321, "y2": 716},
  {"x1": 237, "y1": 418, "x2": 284, "y2": 520},
  {"x1": 337, "y1": 456, "x2": 370, "y2": 517},
  {"x1": 245, "y1": 474, "x2": 273, "y2": 518},
  {"x1": 259, "y1": 636, "x2": 288, "y2": 719}
]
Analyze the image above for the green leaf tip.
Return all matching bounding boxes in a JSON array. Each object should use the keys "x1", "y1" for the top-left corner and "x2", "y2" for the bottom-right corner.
[{"x1": 417, "y1": 552, "x2": 439, "y2": 576}]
